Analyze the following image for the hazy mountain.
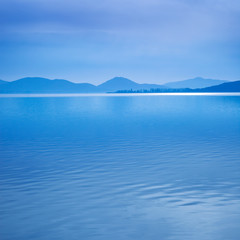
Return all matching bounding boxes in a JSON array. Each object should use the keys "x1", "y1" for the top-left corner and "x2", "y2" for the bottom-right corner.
[
  {"x1": 164, "y1": 77, "x2": 227, "y2": 89},
  {"x1": 0, "y1": 76, "x2": 168, "y2": 93},
  {"x1": 97, "y1": 77, "x2": 167, "y2": 92},
  {"x1": 0, "y1": 77, "x2": 98, "y2": 93},
  {"x1": 0, "y1": 80, "x2": 7, "y2": 85},
  {"x1": 0, "y1": 76, "x2": 238, "y2": 94},
  {"x1": 199, "y1": 80, "x2": 240, "y2": 92},
  {"x1": 115, "y1": 80, "x2": 240, "y2": 93}
]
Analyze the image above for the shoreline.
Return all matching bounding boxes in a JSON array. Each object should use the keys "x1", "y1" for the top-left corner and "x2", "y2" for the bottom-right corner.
[{"x1": 1, "y1": 92, "x2": 240, "y2": 98}]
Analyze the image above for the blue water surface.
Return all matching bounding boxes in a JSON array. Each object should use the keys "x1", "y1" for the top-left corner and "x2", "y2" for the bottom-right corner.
[{"x1": 0, "y1": 95, "x2": 240, "y2": 240}]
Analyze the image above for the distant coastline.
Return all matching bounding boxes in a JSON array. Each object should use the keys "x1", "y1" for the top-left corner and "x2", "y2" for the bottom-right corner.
[{"x1": 0, "y1": 76, "x2": 239, "y2": 94}]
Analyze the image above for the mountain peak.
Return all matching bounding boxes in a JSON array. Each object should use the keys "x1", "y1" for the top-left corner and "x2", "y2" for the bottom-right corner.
[{"x1": 100, "y1": 77, "x2": 136, "y2": 84}]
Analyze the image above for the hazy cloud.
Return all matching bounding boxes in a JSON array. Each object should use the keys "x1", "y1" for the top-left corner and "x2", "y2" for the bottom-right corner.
[{"x1": 0, "y1": 0, "x2": 239, "y2": 83}]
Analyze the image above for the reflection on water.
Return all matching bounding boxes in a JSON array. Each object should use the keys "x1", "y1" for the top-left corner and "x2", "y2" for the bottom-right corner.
[{"x1": 0, "y1": 95, "x2": 240, "y2": 240}]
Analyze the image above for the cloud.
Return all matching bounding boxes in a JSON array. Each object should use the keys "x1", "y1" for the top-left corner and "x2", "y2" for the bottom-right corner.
[
  {"x1": 1, "y1": 0, "x2": 239, "y2": 42},
  {"x1": 0, "y1": 0, "x2": 239, "y2": 83}
]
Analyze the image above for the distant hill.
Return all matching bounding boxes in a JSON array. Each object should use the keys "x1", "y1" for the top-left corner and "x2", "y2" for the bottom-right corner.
[
  {"x1": 0, "y1": 76, "x2": 239, "y2": 94},
  {"x1": 164, "y1": 77, "x2": 227, "y2": 89},
  {"x1": 97, "y1": 77, "x2": 167, "y2": 92},
  {"x1": 0, "y1": 77, "x2": 167, "y2": 93},
  {"x1": 97, "y1": 77, "x2": 138, "y2": 92},
  {"x1": 115, "y1": 80, "x2": 240, "y2": 93},
  {"x1": 0, "y1": 80, "x2": 8, "y2": 85},
  {"x1": 199, "y1": 80, "x2": 240, "y2": 92},
  {"x1": 0, "y1": 77, "x2": 98, "y2": 93}
]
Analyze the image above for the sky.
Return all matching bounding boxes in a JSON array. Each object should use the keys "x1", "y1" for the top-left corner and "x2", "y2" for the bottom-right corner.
[{"x1": 0, "y1": 0, "x2": 240, "y2": 84}]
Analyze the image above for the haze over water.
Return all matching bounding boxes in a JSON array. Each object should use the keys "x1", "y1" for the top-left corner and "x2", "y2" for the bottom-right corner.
[{"x1": 0, "y1": 95, "x2": 240, "y2": 240}]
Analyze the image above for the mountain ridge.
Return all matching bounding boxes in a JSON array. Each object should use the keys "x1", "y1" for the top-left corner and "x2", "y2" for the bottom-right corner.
[
  {"x1": 0, "y1": 79, "x2": 8, "y2": 85},
  {"x1": 0, "y1": 77, "x2": 97, "y2": 93},
  {"x1": 115, "y1": 80, "x2": 240, "y2": 93},
  {"x1": 0, "y1": 76, "x2": 238, "y2": 93},
  {"x1": 199, "y1": 80, "x2": 240, "y2": 92},
  {"x1": 163, "y1": 77, "x2": 227, "y2": 89},
  {"x1": 0, "y1": 77, "x2": 167, "y2": 93}
]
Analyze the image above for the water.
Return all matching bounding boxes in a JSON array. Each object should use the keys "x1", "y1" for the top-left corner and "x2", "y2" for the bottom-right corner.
[{"x1": 0, "y1": 94, "x2": 240, "y2": 240}]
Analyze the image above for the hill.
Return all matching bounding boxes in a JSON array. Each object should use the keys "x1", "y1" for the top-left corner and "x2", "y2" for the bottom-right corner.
[
  {"x1": 0, "y1": 80, "x2": 8, "y2": 85},
  {"x1": 0, "y1": 76, "x2": 239, "y2": 94},
  {"x1": 199, "y1": 80, "x2": 240, "y2": 92},
  {"x1": 164, "y1": 77, "x2": 227, "y2": 89},
  {"x1": 97, "y1": 77, "x2": 166, "y2": 92},
  {"x1": 115, "y1": 80, "x2": 240, "y2": 93},
  {"x1": 0, "y1": 77, "x2": 167, "y2": 93},
  {"x1": 0, "y1": 77, "x2": 98, "y2": 93}
]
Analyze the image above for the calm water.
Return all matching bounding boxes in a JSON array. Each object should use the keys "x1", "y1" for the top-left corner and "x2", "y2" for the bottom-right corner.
[{"x1": 0, "y1": 95, "x2": 240, "y2": 240}]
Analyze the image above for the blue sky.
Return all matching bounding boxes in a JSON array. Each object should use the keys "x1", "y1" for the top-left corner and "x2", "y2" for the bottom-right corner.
[{"x1": 0, "y1": 0, "x2": 240, "y2": 84}]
